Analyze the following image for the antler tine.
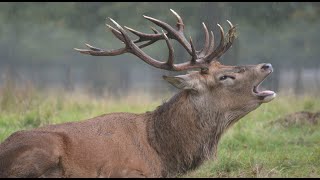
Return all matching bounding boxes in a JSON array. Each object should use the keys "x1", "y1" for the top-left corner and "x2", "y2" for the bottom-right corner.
[
  {"x1": 74, "y1": 46, "x2": 127, "y2": 56},
  {"x1": 227, "y1": 20, "x2": 233, "y2": 29},
  {"x1": 143, "y1": 15, "x2": 192, "y2": 55},
  {"x1": 214, "y1": 20, "x2": 236, "y2": 58},
  {"x1": 203, "y1": 21, "x2": 237, "y2": 62},
  {"x1": 189, "y1": 37, "x2": 197, "y2": 63},
  {"x1": 109, "y1": 18, "x2": 129, "y2": 42},
  {"x1": 85, "y1": 43, "x2": 102, "y2": 51},
  {"x1": 106, "y1": 24, "x2": 126, "y2": 42},
  {"x1": 204, "y1": 23, "x2": 226, "y2": 62},
  {"x1": 124, "y1": 26, "x2": 163, "y2": 43},
  {"x1": 207, "y1": 31, "x2": 215, "y2": 56},
  {"x1": 198, "y1": 22, "x2": 210, "y2": 57},
  {"x1": 162, "y1": 30, "x2": 174, "y2": 67},
  {"x1": 170, "y1": 9, "x2": 184, "y2": 32},
  {"x1": 118, "y1": 23, "x2": 174, "y2": 49},
  {"x1": 150, "y1": 26, "x2": 160, "y2": 34},
  {"x1": 124, "y1": 25, "x2": 178, "y2": 50}
]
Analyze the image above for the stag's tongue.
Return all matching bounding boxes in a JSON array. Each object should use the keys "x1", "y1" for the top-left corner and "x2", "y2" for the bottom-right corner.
[
  {"x1": 257, "y1": 90, "x2": 275, "y2": 97},
  {"x1": 258, "y1": 90, "x2": 276, "y2": 103}
]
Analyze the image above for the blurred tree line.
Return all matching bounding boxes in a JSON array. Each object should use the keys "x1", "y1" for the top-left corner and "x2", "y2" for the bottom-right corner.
[{"x1": 0, "y1": 2, "x2": 319, "y2": 96}]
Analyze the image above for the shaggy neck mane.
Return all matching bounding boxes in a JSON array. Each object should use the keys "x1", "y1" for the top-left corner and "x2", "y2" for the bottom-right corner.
[{"x1": 146, "y1": 90, "x2": 226, "y2": 177}]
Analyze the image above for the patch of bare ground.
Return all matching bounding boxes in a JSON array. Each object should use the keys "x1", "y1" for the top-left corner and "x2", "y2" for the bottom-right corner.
[{"x1": 270, "y1": 111, "x2": 320, "y2": 127}]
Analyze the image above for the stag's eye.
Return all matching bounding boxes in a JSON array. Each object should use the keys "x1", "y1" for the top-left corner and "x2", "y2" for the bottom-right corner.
[
  {"x1": 219, "y1": 75, "x2": 235, "y2": 81},
  {"x1": 219, "y1": 76, "x2": 228, "y2": 80}
]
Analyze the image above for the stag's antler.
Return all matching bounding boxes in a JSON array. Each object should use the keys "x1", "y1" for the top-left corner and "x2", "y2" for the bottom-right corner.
[{"x1": 74, "y1": 9, "x2": 236, "y2": 71}]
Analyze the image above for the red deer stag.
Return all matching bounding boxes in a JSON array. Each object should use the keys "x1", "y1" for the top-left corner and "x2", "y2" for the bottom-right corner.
[{"x1": 0, "y1": 9, "x2": 276, "y2": 177}]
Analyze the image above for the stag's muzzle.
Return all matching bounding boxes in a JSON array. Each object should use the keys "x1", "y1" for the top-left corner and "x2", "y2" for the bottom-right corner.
[{"x1": 253, "y1": 63, "x2": 276, "y2": 103}]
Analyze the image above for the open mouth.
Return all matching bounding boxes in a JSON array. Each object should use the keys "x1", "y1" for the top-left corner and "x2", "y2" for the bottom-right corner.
[{"x1": 252, "y1": 73, "x2": 276, "y2": 103}]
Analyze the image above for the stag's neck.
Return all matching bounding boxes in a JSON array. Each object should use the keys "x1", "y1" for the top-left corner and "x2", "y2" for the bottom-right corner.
[{"x1": 146, "y1": 90, "x2": 226, "y2": 177}]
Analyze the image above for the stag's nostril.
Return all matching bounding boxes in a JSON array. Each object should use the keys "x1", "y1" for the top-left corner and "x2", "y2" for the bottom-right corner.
[{"x1": 261, "y1": 63, "x2": 272, "y2": 71}]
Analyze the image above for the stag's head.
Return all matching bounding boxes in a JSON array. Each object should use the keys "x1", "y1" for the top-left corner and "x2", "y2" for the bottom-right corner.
[
  {"x1": 75, "y1": 9, "x2": 276, "y2": 119},
  {"x1": 164, "y1": 61, "x2": 275, "y2": 118}
]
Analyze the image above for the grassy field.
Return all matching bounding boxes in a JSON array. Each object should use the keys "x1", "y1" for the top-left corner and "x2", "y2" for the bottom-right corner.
[{"x1": 0, "y1": 86, "x2": 319, "y2": 178}]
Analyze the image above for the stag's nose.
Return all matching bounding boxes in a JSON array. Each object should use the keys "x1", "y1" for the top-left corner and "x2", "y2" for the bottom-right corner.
[{"x1": 261, "y1": 63, "x2": 273, "y2": 72}]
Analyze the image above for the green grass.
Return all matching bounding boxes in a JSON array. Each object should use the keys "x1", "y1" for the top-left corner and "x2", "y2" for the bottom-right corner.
[{"x1": 0, "y1": 86, "x2": 319, "y2": 178}]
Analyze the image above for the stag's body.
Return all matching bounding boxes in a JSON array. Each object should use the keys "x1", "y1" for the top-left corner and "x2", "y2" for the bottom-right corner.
[{"x1": 0, "y1": 9, "x2": 276, "y2": 178}]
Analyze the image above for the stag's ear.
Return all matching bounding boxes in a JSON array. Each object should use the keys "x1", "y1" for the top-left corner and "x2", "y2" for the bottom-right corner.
[{"x1": 163, "y1": 75, "x2": 195, "y2": 90}]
